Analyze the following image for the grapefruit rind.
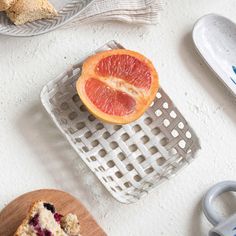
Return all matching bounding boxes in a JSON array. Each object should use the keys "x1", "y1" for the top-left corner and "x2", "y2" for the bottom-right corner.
[{"x1": 76, "y1": 49, "x2": 159, "y2": 124}]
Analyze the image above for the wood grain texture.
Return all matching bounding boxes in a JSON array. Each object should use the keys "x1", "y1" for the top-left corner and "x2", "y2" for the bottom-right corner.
[{"x1": 0, "y1": 189, "x2": 106, "y2": 236}]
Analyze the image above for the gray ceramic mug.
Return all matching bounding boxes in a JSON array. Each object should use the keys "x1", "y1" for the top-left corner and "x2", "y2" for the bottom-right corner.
[{"x1": 203, "y1": 181, "x2": 236, "y2": 236}]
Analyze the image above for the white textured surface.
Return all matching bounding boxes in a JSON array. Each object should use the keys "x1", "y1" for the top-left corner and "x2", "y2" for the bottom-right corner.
[{"x1": 0, "y1": 0, "x2": 235, "y2": 235}]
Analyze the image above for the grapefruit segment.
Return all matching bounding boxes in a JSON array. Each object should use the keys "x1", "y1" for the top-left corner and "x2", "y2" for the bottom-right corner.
[
  {"x1": 96, "y1": 54, "x2": 152, "y2": 90},
  {"x1": 85, "y1": 78, "x2": 136, "y2": 116},
  {"x1": 76, "y1": 49, "x2": 159, "y2": 124}
]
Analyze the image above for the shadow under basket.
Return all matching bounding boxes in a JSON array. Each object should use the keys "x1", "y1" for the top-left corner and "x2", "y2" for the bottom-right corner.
[{"x1": 40, "y1": 40, "x2": 200, "y2": 204}]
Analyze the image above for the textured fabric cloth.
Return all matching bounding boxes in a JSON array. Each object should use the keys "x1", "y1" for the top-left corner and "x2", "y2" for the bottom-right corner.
[{"x1": 71, "y1": 0, "x2": 163, "y2": 25}]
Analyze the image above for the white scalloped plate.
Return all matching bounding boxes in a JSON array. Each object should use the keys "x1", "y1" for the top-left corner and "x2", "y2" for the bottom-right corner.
[{"x1": 0, "y1": 0, "x2": 94, "y2": 37}]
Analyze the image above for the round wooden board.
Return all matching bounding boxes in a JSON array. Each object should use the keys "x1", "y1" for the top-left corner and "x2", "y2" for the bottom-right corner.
[{"x1": 0, "y1": 189, "x2": 106, "y2": 236}]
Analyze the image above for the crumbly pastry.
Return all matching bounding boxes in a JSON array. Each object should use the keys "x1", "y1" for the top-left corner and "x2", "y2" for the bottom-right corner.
[
  {"x1": 14, "y1": 201, "x2": 81, "y2": 236},
  {"x1": 0, "y1": 0, "x2": 17, "y2": 11},
  {"x1": 61, "y1": 214, "x2": 81, "y2": 236},
  {"x1": 6, "y1": 0, "x2": 58, "y2": 25}
]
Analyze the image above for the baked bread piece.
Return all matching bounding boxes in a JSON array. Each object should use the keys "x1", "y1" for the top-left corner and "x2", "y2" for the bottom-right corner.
[
  {"x1": 6, "y1": 0, "x2": 58, "y2": 25},
  {"x1": 0, "y1": 0, "x2": 17, "y2": 11},
  {"x1": 14, "y1": 201, "x2": 81, "y2": 236},
  {"x1": 61, "y1": 214, "x2": 81, "y2": 236}
]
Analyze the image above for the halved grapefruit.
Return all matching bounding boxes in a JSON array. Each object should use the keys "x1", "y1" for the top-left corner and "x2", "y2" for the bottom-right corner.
[{"x1": 76, "y1": 49, "x2": 159, "y2": 124}]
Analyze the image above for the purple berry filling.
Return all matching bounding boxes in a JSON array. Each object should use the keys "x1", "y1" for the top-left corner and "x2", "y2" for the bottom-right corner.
[
  {"x1": 43, "y1": 229, "x2": 52, "y2": 236},
  {"x1": 29, "y1": 214, "x2": 39, "y2": 227},
  {"x1": 54, "y1": 213, "x2": 63, "y2": 223},
  {"x1": 29, "y1": 213, "x2": 53, "y2": 236},
  {"x1": 35, "y1": 228, "x2": 52, "y2": 236},
  {"x1": 36, "y1": 228, "x2": 43, "y2": 236},
  {"x1": 43, "y1": 203, "x2": 55, "y2": 214}
]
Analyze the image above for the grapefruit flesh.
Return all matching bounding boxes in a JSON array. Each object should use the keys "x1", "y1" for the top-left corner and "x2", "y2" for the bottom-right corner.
[
  {"x1": 76, "y1": 49, "x2": 159, "y2": 124},
  {"x1": 96, "y1": 55, "x2": 152, "y2": 90},
  {"x1": 85, "y1": 78, "x2": 136, "y2": 116}
]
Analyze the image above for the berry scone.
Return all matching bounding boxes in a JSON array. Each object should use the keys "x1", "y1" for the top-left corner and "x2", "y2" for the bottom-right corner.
[{"x1": 14, "y1": 201, "x2": 81, "y2": 236}]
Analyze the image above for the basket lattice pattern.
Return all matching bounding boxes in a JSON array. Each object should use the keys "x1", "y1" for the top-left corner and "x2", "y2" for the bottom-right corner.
[{"x1": 41, "y1": 41, "x2": 200, "y2": 203}]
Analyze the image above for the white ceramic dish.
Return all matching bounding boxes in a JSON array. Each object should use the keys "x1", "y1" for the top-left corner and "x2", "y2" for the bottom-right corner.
[
  {"x1": 40, "y1": 40, "x2": 200, "y2": 204},
  {"x1": 193, "y1": 14, "x2": 236, "y2": 97},
  {"x1": 0, "y1": 0, "x2": 94, "y2": 36}
]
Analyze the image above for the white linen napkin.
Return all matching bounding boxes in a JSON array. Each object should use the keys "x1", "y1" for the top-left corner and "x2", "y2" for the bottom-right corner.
[{"x1": 69, "y1": 0, "x2": 163, "y2": 25}]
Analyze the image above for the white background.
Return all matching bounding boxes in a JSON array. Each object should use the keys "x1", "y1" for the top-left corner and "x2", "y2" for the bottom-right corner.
[{"x1": 0, "y1": 0, "x2": 236, "y2": 235}]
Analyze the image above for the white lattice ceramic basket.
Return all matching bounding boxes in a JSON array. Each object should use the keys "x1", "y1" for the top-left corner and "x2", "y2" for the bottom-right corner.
[{"x1": 41, "y1": 41, "x2": 200, "y2": 204}]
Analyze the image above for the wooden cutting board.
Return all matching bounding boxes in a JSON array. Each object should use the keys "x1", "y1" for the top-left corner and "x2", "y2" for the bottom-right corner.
[{"x1": 0, "y1": 189, "x2": 106, "y2": 236}]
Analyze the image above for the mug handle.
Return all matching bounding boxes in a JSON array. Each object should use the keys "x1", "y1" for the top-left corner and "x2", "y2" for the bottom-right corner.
[{"x1": 202, "y1": 181, "x2": 236, "y2": 226}]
